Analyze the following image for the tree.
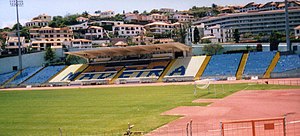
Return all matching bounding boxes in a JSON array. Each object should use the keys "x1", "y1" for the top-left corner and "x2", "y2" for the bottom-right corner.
[
  {"x1": 12, "y1": 23, "x2": 23, "y2": 30},
  {"x1": 113, "y1": 14, "x2": 125, "y2": 21},
  {"x1": 210, "y1": 3, "x2": 220, "y2": 16},
  {"x1": 49, "y1": 14, "x2": 80, "y2": 28},
  {"x1": 189, "y1": 6, "x2": 211, "y2": 18},
  {"x1": 133, "y1": 10, "x2": 139, "y2": 14},
  {"x1": 233, "y1": 29, "x2": 240, "y2": 43},
  {"x1": 201, "y1": 39, "x2": 211, "y2": 44},
  {"x1": 203, "y1": 43, "x2": 224, "y2": 55},
  {"x1": 176, "y1": 27, "x2": 187, "y2": 44},
  {"x1": 20, "y1": 27, "x2": 30, "y2": 40},
  {"x1": 82, "y1": 11, "x2": 89, "y2": 18},
  {"x1": 44, "y1": 47, "x2": 55, "y2": 63},
  {"x1": 65, "y1": 55, "x2": 87, "y2": 64},
  {"x1": 49, "y1": 16, "x2": 64, "y2": 27},
  {"x1": 269, "y1": 31, "x2": 281, "y2": 51},
  {"x1": 256, "y1": 43, "x2": 263, "y2": 52},
  {"x1": 150, "y1": 9, "x2": 160, "y2": 14},
  {"x1": 141, "y1": 10, "x2": 149, "y2": 15},
  {"x1": 0, "y1": 32, "x2": 7, "y2": 48},
  {"x1": 193, "y1": 27, "x2": 200, "y2": 43},
  {"x1": 212, "y1": 3, "x2": 218, "y2": 9}
]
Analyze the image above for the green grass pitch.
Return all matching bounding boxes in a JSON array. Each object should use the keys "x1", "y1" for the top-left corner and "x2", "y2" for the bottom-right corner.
[{"x1": 0, "y1": 84, "x2": 299, "y2": 135}]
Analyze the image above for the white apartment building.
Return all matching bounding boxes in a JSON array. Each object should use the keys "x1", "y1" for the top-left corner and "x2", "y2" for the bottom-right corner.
[
  {"x1": 150, "y1": 14, "x2": 169, "y2": 22},
  {"x1": 31, "y1": 41, "x2": 65, "y2": 51},
  {"x1": 68, "y1": 22, "x2": 88, "y2": 31},
  {"x1": 188, "y1": 24, "x2": 205, "y2": 43},
  {"x1": 193, "y1": 8, "x2": 300, "y2": 35},
  {"x1": 85, "y1": 26, "x2": 105, "y2": 40},
  {"x1": 71, "y1": 39, "x2": 92, "y2": 48},
  {"x1": 100, "y1": 10, "x2": 115, "y2": 18},
  {"x1": 239, "y1": 2, "x2": 261, "y2": 12},
  {"x1": 187, "y1": 24, "x2": 233, "y2": 43},
  {"x1": 144, "y1": 22, "x2": 181, "y2": 34},
  {"x1": 203, "y1": 25, "x2": 233, "y2": 43},
  {"x1": 25, "y1": 14, "x2": 51, "y2": 27},
  {"x1": 76, "y1": 17, "x2": 89, "y2": 23},
  {"x1": 5, "y1": 37, "x2": 27, "y2": 53},
  {"x1": 125, "y1": 13, "x2": 152, "y2": 24},
  {"x1": 29, "y1": 27, "x2": 73, "y2": 49},
  {"x1": 295, "y1": 25, "x2": 300, "y2": 39},
  {"x1": 159, "y1": 8, "x2": 175, "y2": 13},
  {"x1": 90, "y1": 21, "x2": 124, "y2": 26},
  {"x1": 239, "y1": 1, "x2": 300, "y2": 12},
  {"x1": 112, "y1": 24, "x2": 144, "y2": 37},
  {"x1": 132, "y1": 36, "x2": 154, "y2": 45},
  {"x1": 173, "y1": 14, "x2": 194, "y2": 23}
]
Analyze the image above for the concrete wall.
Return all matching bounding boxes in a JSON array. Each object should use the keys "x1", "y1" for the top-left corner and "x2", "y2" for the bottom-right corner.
[
  {"x1": 192, "y1": 43, "x2": 300, "y2": 55},
  {"x1": 0, "y1": 49, "x2": 65, "y2": 74},
  {"x1": 0, "y1": 52, "x2": 46, "y2": 74}
]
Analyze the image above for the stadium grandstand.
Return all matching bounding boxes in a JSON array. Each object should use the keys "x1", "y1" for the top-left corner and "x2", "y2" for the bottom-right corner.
[{"x1": 0, "y1": 42, "x2": 300, "y2": 88}]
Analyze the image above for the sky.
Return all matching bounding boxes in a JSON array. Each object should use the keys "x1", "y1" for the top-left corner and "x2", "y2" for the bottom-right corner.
[{"x1": 0, "y1": 0, "x2": 272, "y2": 28}]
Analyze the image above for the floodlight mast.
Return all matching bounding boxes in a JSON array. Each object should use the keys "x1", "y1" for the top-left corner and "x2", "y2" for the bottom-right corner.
[
  {"x1": 10, "y1": 0, "x2": 23, "y2": 71},
  {"x1": 284, "y1": 0, "x2": 291, "y2": 52}
]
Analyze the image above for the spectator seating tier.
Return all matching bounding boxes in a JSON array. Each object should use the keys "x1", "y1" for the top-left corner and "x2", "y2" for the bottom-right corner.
[
  {"x1": 165, "y1": 56, "x2": 206, "y2": 77},
  {"x1": 49, "y1": 64, "x2": 87, "y2": 83},
  {"x1": 7, "y1": 66, "x2": 43, "y2": 86},
  {"x1": 24, "y1": 65, "x2": 66, "y2": 85},
  {"x1": 243, "y1": 52, "x2": 276, "y2": 76},
  {"x1": 273, "y1": 55, "x2": 300, "y2": 73},
  {"x1": 118, "y1": 60, "x2": 170, "y2": 79},
  {"x1": 0, "y1": 71, "x2": 18, "y2": 85},
  {"x1": 202, "y1": 53, "x2": 242, "y2": 78},
  {"x1": 76, "y1": 65, "x2": 123, "y2": 81}
]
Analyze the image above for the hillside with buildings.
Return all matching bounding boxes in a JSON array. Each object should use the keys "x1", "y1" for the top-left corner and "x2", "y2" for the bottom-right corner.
[{"x1": 0, "y1": 0, "x2": 300, "y2": 59}]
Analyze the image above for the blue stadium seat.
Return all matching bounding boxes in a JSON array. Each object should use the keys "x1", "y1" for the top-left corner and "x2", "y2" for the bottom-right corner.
[
  {"x1": 0, "y1": 71, "x2": 18, "y2": 85},
  {"x1": 273, "y1": 55, "x2": 300, "y2": 73},
  {"x1": 7, "y1": 66, "x2": 43, "y2": 85},
  {"x1": 25, "y1": 65, "x2": 66, "y2": 85},
  {"x1": 243, "y1": 52, "x2": 276, "y2": 76},
  {"x1": 202, "y1": 53, "x2": 242, "y2": 78}
]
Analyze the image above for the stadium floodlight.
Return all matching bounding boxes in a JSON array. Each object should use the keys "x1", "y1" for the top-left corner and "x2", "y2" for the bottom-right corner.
[
  {"x1": 10, "y1": 0, "x2": 23, "y2": 71},
  {"x1": 284, "y1": 0, "x2": 291, "y2": 52}
]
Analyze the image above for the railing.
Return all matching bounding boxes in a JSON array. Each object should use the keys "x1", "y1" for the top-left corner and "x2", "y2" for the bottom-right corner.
[
  {"x1": 261, "y1": 79, "x2": 300, "y2": 86},
  {"x1": 147, "y1": 116, "x2": 300, "y2": 136}
]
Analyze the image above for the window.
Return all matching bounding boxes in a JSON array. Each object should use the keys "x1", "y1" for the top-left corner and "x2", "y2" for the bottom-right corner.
[
  {"x1": 293, "y1": 46, "x2": 298, "y2": 51},
  {"x1": 13, "y1": 66, "x2": 18, "y2": 71}
]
